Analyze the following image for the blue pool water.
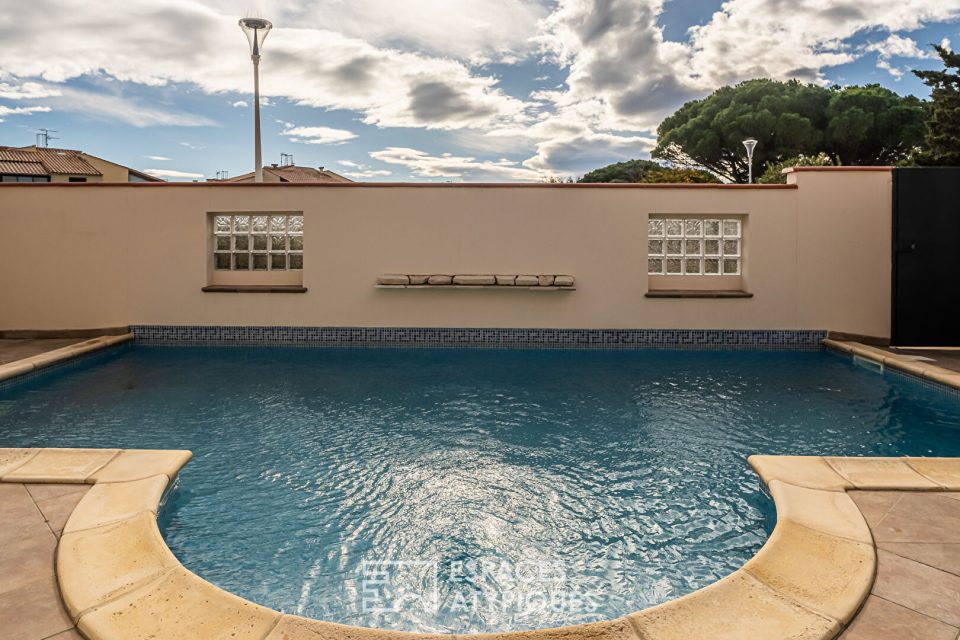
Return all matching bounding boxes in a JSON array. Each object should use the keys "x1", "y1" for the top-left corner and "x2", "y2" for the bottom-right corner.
[{"x1": 2, "y1": 346, "x2": 960, "y2": 633}]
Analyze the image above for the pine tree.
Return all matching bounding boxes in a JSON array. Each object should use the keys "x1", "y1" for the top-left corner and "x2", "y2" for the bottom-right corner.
[{"x1": 913, "y1": 46, "x2": 960, "y2": 166}]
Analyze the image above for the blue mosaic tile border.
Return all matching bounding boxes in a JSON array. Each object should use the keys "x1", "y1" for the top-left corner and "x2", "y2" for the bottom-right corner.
[
  {"x1": 0, "y1": 342, "x2": 133, "y2": 391},
  {"x1": 130, "y1": 326, "x2": 828, "y2": 349},
  {"x1": 885, "y1": 366, "x2": 960, "y2": 398}
]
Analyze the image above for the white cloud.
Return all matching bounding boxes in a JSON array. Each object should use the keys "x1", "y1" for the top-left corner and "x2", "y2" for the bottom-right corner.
[
  {"x1": 535, "y1": 0, "x2": 960, "y2": 133},
  {"x1": 220, "y1": 0, "x2": 547, "y2": 63},
  {"x1": 43, "y1": 86, "x2": 215, "y2": 127},
  {"x1": 231, "y1": 100, "x2": 248, "y2": 108},
  {"x1": 0, "y1": 0, "x2": 533, "y2": 131},
  {"x1": 343, "y1": 169, "x2": 393, "y2": 179},
  {"x1": 684, "y1": 0, "x2": 960, "y2": 89},
  {"x1": 865, "y1": 34, "x2": 938, "y2": 79},
  {"x1": 370, "y1": 146, "x2": 549, "y2": 181},
  {"x1": 334, "y1": 159, "x2": 392, "y2": 178},
  {"x1": 146, "y1": 155, "x2": 171, "y2": 161},
  {"x1": 0, "y1": 80, "x2": 61, "y2": 100},
  {"x1": 282, "y1": 124, "x2": 358, "y2": 145},
  {"x1": 144, "y1": 168, "x2": 204, "y2": 179},
  {"x1": 0, "y1": 104, "x2": 50, "y2": 117},
  {"x1": 179, "y1": 141, "x2": 205, "y2": 150}
]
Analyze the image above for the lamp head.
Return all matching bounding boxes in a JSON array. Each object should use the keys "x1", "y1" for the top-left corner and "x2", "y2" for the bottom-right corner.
[
  {"x1": 239, "y1": 18, "x2": 273, "y2": 57},
  {"x1": 742, "y1": 138, "x2": 758, "y2": 158}
]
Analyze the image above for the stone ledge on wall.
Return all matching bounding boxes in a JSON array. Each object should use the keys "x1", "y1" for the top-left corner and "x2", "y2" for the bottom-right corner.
[{"x1": 376, "y1": 274, "x2": 576, "y2": 290}]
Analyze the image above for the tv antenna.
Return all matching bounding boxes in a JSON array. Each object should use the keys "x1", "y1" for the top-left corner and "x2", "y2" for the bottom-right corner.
[
  {"x1": 35, "y1": 129, "x2": 60, "y2": 148},
  {"x1": 280, "y1": 153, "x2": 294, "y2": 167}
]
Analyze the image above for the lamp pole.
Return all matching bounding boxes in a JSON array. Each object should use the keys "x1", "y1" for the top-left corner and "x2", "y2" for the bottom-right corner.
[
  {"x1": 742, "y1": 138, "x2": 758, "y2": 184},
  {"x1": 239, "y1": 18, "x2": 273, "y2": 183}
]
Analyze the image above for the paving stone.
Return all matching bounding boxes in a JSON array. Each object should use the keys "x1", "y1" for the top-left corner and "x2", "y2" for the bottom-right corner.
[
  {"x1": 771, "y1": 482, "x2": 872, "y2": 544},
  {"x1": 872, "y1": 493, "x2": 960, "y2": 543},
  {"x1": 748, "y1": 456, "x2": 851, "y2": 491},
  {"x1": 848, "y1": 491, "x2": 903, "y2": 529},
  {"x1": 463, "y1": 618, "x2": 636, "y2": 640},
  {"x1": 825, "y1": 458, "x2": 938, "y2": 490},
  {"x1": 839, "y1": 596, "x2": 958, "y2": 640},
  {"x1": 78, "y1": 567, "x2": 281, "y2": 640},
  {"x1": 63, "y1": 474, "x2": 167, "y2": 534},
  {"x1": 59, "y1": 511, "x2": 181, "y2": 619},
  {"x1": 743, "y1": 520, "x2": 874, "y2": 623},
  {"x1": 4, "y1": 449, "x2": 119, "y2": 483},
  {"x1": 24, "y1": 483, "x2": 88, "y2": 503},
  {"x1": 872, "y1": 549, "x2": 960, "y2": 627},
  {"x1": 877, "y1": 542, "x2": 960, "y2": 578},
  {"x1": 0, "y1": 486, "x2": 48, "y2": 546},
  {"x1": 0, "y1": 449, "x2": 38, "y2": 476},
  {"x1": 0, "y1": 574, "x2": 74, "y2": 640},
  {"x1": 0, "y1": 529, "x2": 56, "y2": 596},
  {"x1": 36, "y1": 489, "x2": 88, "y2": 537},
  {"x1": 906, "y1": 458, "x2": 960, "y2": 489},
  {"x1": 628, "y1": 571, "x2": 839, "y2": 640},
  {"x1": 43, "y1": 630, "x2": 86, "y2": 640},
  {"x1": 89, "y1": 450, "x2": 191, "y2": 483}
]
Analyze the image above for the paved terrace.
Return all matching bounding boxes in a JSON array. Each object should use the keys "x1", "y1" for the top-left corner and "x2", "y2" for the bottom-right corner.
[
  {"x1": 1, "y1": 450, "x2": 959, "y2": 640},
  {"x1": 1, "y1": 482, "x2": 88, "y2": 640}
]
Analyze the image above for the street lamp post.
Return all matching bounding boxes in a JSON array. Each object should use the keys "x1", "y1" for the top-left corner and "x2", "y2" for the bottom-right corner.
[
  {"x1": 742, "y1": 138, "x2": 758, "y2": 184},
  {"x1": 239, "y1": 18, "x2": 273, "y2": 183}
]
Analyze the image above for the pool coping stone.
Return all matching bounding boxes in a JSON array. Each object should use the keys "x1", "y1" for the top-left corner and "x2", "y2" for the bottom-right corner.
[
  {"x1": 823, "y1": 338, "x2": 960, "y2": 394},
  {"x1": 0, "y1": 333, "x2": 134, "y2": 385}
]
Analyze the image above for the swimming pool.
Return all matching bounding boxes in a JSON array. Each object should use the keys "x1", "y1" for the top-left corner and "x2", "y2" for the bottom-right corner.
[{"x1": 2, "y1": 346, "x2": 959, "y2": 633}]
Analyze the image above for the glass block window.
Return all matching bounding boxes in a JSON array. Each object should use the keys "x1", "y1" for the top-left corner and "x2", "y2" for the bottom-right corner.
[
  {"x1": 213, "y1": 214, "x2": 303, "y2": 270},
  {"x1": 648, "y1": 216, "x2": 742, "y2": 275}
]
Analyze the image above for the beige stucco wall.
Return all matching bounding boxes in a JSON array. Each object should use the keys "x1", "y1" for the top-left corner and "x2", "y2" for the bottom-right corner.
[
  {"x1": 49, "y1": 174, "x2": 104, "y2": 183},
  {"x1": 0, "y1": 171, "x2": 892, "y2": 336},
  {"x1": 80, "y1": 155, "x2": 130, "y2": 182}
]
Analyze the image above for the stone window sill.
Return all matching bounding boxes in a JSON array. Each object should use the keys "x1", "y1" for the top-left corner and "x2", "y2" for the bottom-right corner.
[
  {"x1": 645, "y1": 290, "x2": 753, "y2": 299},
  {"x1": 201, "y1": 285, "x2": 307, "y2": 293}
]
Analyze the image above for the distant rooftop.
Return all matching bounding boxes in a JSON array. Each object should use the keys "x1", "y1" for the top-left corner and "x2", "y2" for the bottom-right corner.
[
  {"x1": 216, "y1": 164, "x2": 352, "y2": 184},
  {"x1": 0, "y1": 146, "x2": 102, "y2": 176},
  {"x1": 0, "y1": 145, "x2": 162, "y2": 182}
]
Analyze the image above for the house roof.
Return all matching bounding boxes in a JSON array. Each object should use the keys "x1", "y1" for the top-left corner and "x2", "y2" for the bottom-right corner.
[
  {"x1": 220, "y1": 165, "x2": 353, "y2": 183},
  {"x1": 0, "y1": 146, "x2": 102, "y2": 176},
  {"x1": 0, "y1": 159, "x2": 48, "y2": 175}
]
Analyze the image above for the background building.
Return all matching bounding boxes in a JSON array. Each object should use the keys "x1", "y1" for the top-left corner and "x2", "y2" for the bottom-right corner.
[
  {"x1": 0, "y1": 146, "x2": 161, "y2": 183},
  {"x1": 217, "y1": 164, "x2": 352, "y2": 184}
]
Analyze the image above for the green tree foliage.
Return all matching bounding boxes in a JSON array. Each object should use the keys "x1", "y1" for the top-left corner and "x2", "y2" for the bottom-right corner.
[
  {"x1": 825, "y1": 85, "x2": 927, "y2": 165},
  {"x1": 652, "y1": 80, "x2": 927, "y2": 182},
  {"x1": 757, "y1": 153, "x2": 835, "y2": 184},
  {"x1": 913, "y1": 45, "x2": 960, "y2": 166},
  {"x1": 578, "y1": 159, "x2": 719, "y2": 183}
]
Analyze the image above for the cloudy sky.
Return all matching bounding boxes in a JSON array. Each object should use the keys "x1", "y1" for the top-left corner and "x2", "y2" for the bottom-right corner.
[{"x1": 1, "y1": 0, "x2": 958, "y2": 181}]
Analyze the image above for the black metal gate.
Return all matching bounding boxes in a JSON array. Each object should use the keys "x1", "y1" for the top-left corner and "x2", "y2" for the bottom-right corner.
[{"x1": 892, "y1": 167, "x2": 960, "y2": 347}]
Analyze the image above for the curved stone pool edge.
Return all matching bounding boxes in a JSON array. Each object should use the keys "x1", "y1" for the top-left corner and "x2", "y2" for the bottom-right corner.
[{"x1": 6, "y1": 451, "x2": 957, "y2": 639}]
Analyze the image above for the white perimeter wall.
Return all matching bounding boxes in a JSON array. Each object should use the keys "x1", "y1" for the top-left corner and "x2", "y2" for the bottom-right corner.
[{"x1": 0, "y1": 169, "x2": 892, "y2": 337}]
